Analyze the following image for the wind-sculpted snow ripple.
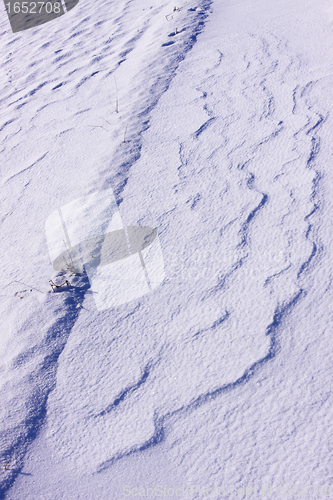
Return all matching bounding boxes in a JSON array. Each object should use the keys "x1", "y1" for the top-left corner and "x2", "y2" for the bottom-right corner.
[
  {"x1": 0, "y1": 0, "x2": 215, "y2": 492},
  {"x1": 40, "y1": 30, "x2": 327, "y2": 476},
  {"x1": 1, "y1": 1, "x2": 329, "y2": 493}
]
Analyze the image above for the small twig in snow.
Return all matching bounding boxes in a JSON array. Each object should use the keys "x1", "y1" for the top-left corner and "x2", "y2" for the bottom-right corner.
[
  {"x1": 3, "y1": 281, "x2": 46, "y2": 295},
  {"x1": 49, "y1": 280, "x2": 72, "y2": 292}
]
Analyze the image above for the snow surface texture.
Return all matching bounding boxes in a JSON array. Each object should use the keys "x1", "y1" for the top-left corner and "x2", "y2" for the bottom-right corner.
[{"x1": 1, "y1": 0, "x2": 333, "y2": 498}]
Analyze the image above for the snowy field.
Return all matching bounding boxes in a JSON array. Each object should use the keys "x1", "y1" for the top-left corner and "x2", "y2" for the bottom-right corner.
[{"x1": 1, "y1": 0, "x2": 333, "y2": 498}]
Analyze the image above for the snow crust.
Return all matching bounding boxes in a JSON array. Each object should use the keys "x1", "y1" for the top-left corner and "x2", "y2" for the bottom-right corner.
[{"x1": 1, "y1": 0, "x2": 333, "y2": 497}]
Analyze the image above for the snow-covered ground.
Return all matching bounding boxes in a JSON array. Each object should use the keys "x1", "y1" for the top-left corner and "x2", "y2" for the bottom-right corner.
[{"x1": 1, "y1": 0, "x2": 333, "y2": 498}]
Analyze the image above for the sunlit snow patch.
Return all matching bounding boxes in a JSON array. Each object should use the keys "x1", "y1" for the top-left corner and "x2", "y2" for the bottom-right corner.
[{"x1": 45, "y1": 188, "x2": 165, "y2": 310}]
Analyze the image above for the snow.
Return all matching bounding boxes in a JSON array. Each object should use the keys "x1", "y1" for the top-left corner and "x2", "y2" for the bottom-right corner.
[{"x1": 1, "y1": 0, "x2": 333, "y2": 497}]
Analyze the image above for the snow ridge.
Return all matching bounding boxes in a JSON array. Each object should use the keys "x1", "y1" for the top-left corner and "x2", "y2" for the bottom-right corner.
[
  {"x1": 0, "y1": 275, "x2": 90, "y2": 496},
  {"x1": 1, "y1": 0, "x2": 331, "y2": 495},
  {"x1": 0, "y1": 0, "x2": 214, "y2": 494}
]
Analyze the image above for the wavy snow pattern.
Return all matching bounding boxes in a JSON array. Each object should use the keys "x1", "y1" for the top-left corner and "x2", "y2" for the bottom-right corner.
[
  {"x1": 42, "y1": 30, "x2": 326, "y2": 477},
  {"x1": 0, "y1": 0, "x2": 328, "y2": 494},
  {"x1": 0, "y1": 0, "x2": 213, "y2": 494}
]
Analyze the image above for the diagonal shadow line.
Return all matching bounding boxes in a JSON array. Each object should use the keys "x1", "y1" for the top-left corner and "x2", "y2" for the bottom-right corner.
[{"x1": 0, "y1": 275, "x2": 91, "y2": 497}]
